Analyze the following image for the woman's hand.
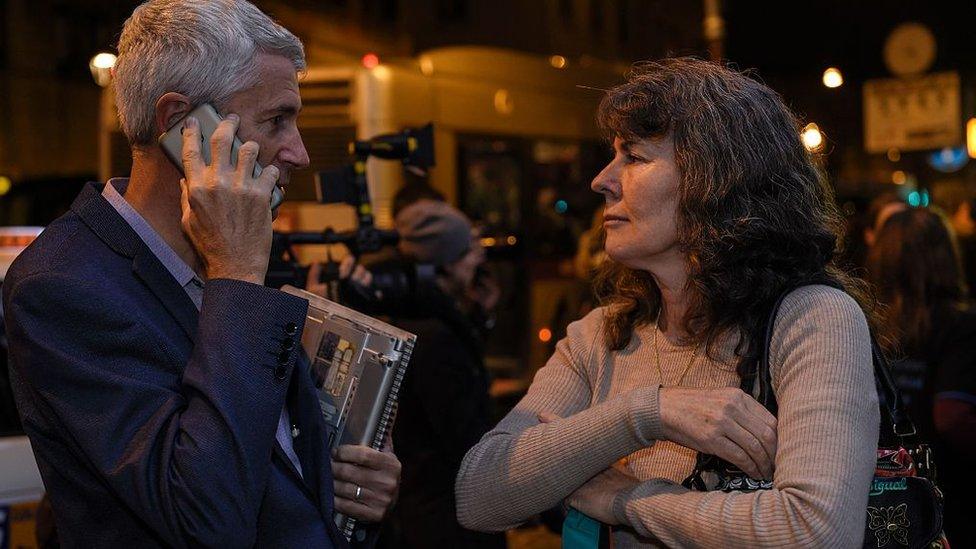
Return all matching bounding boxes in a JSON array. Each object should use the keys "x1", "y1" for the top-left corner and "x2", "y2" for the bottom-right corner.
[
  {"x1": 565, "y1": 466, "x2": 639, "y2": 525},
  {"x1": 659, "y1": 387, "x2": 777, "y2": 479}
]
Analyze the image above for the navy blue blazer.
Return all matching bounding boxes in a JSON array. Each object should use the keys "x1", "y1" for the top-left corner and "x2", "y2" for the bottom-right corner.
[{"x1": 3, "y1": 183, "x2": 346, "y2": 548}]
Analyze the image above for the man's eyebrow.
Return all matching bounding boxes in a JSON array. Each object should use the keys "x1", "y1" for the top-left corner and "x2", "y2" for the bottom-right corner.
[
  {"x1": 259, "y1": 104, "x2": 301, "y2": 117},
  {"x1": 619, "y1": 140, "x2": 635, "y2": 152}
]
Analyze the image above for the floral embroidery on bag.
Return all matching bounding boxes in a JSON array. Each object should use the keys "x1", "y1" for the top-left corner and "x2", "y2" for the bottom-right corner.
[
  {"x1": 867, "y1": 504, "x2": 910, "y2": 547},
  {"x1": 717, "y1": 475, "x2": 773, "y2": 492}
]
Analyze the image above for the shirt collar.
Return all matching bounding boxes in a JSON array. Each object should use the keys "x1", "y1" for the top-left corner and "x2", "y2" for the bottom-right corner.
[{"x1": 102, "y1": 178, "x2": 202, "y2": 289}]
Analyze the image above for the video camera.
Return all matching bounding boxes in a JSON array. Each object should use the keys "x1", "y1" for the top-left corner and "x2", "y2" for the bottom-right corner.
[{"x1": 267, "y1": 124, "x2": 437, "y2": 312}]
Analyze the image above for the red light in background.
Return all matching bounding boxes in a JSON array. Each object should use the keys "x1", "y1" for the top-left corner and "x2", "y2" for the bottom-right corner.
[
  {"x1": 362, "y1": 53, "x2": 380, "y2": 69},
  {"x1": 538, "y1": 328, "x2": 552, "y2": 343}
]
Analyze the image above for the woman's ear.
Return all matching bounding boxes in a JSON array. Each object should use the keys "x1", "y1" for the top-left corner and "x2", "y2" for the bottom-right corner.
[{"x1": 154, "y1": 92, "x2": 192, "y2": 136}]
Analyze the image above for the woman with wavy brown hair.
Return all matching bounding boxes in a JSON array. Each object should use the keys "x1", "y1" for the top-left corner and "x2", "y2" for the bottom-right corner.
[
  {"x1": 867, "y1": 207, "x2": 976, "y2": 543},
  {"x1": 455, "y1": 57, "x2": 880, "y2": 547}
]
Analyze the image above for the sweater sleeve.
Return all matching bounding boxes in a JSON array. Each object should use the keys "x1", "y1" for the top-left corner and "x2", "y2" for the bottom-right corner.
[
  {"x1": 610, "y1": 285, "x2": 879, "y2": 548},
  {"x1": 455, "y1": 308, "x2": 664, "y2": 532}
]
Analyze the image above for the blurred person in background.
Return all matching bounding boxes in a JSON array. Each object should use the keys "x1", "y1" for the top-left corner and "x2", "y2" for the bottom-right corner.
[
  {"x1": 547, "y1": 205, "x2": 607, "y2": 356},
  {"x1": 931, "y1": 180, "x2": 976, "y2": 293},
  {"x1": 569, "y1": 204, "x2": 608, "y2": 319},
  {"x1": 379, "y1": 199, "x2": 506, "y2": 549},
  {"x1": 836, "y1": 191, "x2": 906, "y2": 276},
  {"x1": 867, "y1": 207, "x2": 976, "y2": 545},
  {"x1": 389, "y1": 181, "x2": 500, "y2": 329},
  {"x1": 574, "y1": 205, "x2": 608, "y2": 285},
  {"x1": 862, "y1": 191, "x2": 907, "y2": 250},
  {"x1": 456, "y1": 58, "x2": 880, "y2": 547},
  {"x1": 392, "y1": 177, "x2": 446, "y2": 218}
]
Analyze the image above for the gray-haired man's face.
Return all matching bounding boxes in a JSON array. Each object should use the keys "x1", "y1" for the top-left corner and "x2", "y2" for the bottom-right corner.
[{"x1": 222, "y1": 53, "x2": 310, "y2": 199}]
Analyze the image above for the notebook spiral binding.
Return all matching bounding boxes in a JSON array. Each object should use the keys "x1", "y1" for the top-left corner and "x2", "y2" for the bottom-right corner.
[{"x1": 340, "y1": 337, "x2": 414, "y2": 540}]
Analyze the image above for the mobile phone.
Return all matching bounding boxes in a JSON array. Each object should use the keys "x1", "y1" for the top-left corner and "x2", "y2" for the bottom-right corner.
[{"x1": 158, "y1": 103, "x2": 284, "y2": 209}]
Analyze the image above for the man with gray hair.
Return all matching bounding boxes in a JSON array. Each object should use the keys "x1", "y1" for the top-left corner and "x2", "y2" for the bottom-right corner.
[{"x1": 2, "y1": 1, "x2": 399, "y2": 547}]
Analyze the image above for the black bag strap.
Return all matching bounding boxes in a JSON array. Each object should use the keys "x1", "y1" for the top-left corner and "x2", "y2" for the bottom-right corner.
[
  {"x1": 682, "y1": 282, "x2": 919, "y2": 491},
  {"x1": 755, "y1": 283, "x2": 917, "y2": 444}
]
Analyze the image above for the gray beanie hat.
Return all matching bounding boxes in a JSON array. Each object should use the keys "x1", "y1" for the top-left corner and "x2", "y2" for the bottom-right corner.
[{"x1": 395, "y1": 199, "x2": 473, "y2": 266}]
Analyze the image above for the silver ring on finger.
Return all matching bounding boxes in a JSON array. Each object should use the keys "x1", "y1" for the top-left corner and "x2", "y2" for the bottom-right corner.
[{"x1": 354, "y1": 484, "x2": 363, "y2": 501}]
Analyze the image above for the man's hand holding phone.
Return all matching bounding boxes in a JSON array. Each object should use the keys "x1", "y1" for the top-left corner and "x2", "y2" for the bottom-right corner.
[{"x1": 179, "y1": 113, "x2": 279, "y2": 285}]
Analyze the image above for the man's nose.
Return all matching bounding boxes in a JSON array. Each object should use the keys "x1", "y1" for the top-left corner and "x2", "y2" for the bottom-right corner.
[{"x1": 280, "y1": 128, "x2": 310, "y2": 169}]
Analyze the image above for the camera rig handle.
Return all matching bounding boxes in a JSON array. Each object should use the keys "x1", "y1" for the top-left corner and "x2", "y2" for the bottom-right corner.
[
  {"x1": 284, "y1": 226, "x2": 399, "y2": 256},
  {"x1": 267, "y1": 123, "x2": 433, "y2": 293}
]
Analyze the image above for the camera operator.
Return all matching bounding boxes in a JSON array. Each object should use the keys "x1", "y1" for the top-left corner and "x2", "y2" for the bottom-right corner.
[{"x1": 370, "y1": 199, "x2": 506, "y2": 549}]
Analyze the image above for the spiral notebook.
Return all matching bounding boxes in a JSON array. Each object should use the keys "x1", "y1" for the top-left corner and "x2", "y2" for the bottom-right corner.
[{"x1": 281, "y1": 285, "x2": 416, "y2": 541}]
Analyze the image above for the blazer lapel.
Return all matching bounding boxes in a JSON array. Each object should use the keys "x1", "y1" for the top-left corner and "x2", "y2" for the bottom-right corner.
[
  {"x1": 72, "y1": 182, "x2": 198, "y2": 343},
  {"x1": 271, "y1": 440, "x2": 319, "y2": 500},
  {"x1": 268, "y1": 355, "x2": 331, "y2": 507},
  {"x1": 131, "y1": 248, "x2": 198, "y2": 342},
  {"x1": 290, "y1": 355, "x2": 337, "y2": 518},
  {"x1": 285, "y1": 357, "x2": 322, "y2": 500},
  {"x1": 292, "y1": 361, "x2": 350, "y2": 548}
]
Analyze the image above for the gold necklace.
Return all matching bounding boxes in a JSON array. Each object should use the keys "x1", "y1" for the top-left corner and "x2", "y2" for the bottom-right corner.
[{"x1": 652, "y1": 319, "x2": 701, "y2": 386}]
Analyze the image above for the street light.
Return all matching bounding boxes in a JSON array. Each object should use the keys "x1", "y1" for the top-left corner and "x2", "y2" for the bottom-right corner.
[
  {"x1": 822, "y1": 67, "x2": 843, "y2": 88},
  {"x1": 361, "y1": 53, "x2": 380, "y2": 69},
  {"x1": 419, "y1": 55, "x2": 434, "y2": 76},
  {"x1": 968, "y1": 118, "x2": 976, "y2": 159},
  {"x1": 801, "y1": 123, "x2": 824, "y2": 152},
  {"x1": 89, "y1": 52, "x2": 117, "y2": 87},
  {"x1": 494, "y1": 89, "x2": 514, "y2": 115}
]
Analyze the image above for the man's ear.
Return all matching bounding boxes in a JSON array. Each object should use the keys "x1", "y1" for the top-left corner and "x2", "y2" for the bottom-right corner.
[{"x1": 154, "y1": 92, "x2": 192, "y2": 137}]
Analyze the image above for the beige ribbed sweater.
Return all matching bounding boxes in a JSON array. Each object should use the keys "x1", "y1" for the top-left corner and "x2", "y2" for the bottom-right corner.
[{"x1": 456, "y1": 285, "x2": 880, "y2": 547}]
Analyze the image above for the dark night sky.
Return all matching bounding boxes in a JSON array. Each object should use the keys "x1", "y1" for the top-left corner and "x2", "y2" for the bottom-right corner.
[
  {"x1": 721, "y1": 0, "x2": 976, "y2": 195},
  {"x1": 725, "y1": 0, "x2": 976, "y2": 79}
]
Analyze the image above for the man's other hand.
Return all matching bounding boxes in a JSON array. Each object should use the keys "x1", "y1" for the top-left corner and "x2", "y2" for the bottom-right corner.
[
  {"x1": 179, "y1": 113, "x2": 278, "y2": 284},
  {"x1": 331, "y1": 443, "x2": 401, "y2": 523}
]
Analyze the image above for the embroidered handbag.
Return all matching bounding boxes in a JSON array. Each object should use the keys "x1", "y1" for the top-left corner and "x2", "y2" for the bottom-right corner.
[{"x1": 682, "y1": 286, "x2": 949, "y2": 549}]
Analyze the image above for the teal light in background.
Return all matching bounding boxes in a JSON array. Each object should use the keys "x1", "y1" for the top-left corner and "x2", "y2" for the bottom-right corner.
[
  {"x1": 555, "y1": 199, "x2": 568, "y2": 214},
  {"x1": 907, "y1": 190, "x2": 930, "y2": 208}
]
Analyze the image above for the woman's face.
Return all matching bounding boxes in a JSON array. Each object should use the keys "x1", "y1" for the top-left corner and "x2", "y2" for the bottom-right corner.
[{"x1": 591, "y1": 135, "x2": 682, "y2": 271}]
